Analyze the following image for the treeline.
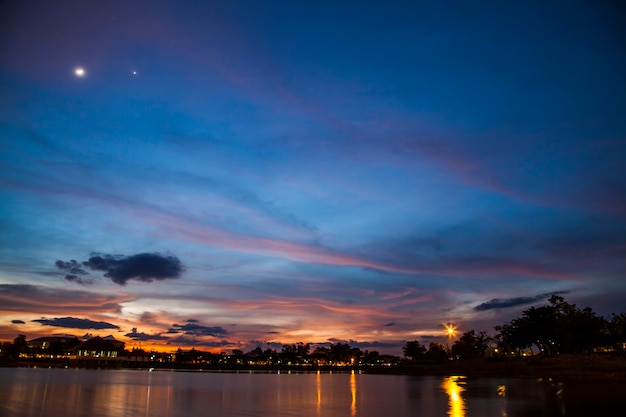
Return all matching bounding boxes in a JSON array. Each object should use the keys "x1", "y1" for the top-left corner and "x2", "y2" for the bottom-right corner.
[
  {"x1": 404, "y1": 295, "x2": 626, "y2": 362},
  {"x1": 176, "y1": 342, "x2": 398, "y2": 367},
  {"x1": 0, "y1": 335, "x2": 398, "y2": 367}
]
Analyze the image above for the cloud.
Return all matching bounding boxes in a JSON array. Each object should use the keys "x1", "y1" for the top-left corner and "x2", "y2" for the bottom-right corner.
[
  {"x1": 473, "y1": 291, "x2": 569, "y2": 311},
  {"x1": 161, "y1": 167, "x2": 318, "y2": 233},
  {"x1": 324, "y1": 338, "x2": 399, "y2": 350},
  {"x1": 55, "y1": 259, "x2": 89, "y2": 275},
  {"x1": 124, "y1": 329, "x2": 169, "y2": 341},
  {"x1": 57, "y1": 253, "x2": 184, "y2": 286},
  {"x1": 86, "y1": 252, "x2": 184, "y2": 285},
  {"x1": 32, "y1": 317, "x2": 120, "y2": 330},
  {"x1": 0, "y1": 284, "x2": 128, "y2": 315},
  {"x1": 167, "y1": 336, "x2": 232, "y2": 347},
  {"x1": 55, "y1": 260, "x2": 94, "y2": 285},
  {"x1": 203, "y1": 339, "x2": 232, "y2": 347},
  {"x1": 169, "y1": 320, "x2": 228, "y2": 337},
  {"x1": 349, "y1": 340, "x2": 400, "y2": 350},
  {"x1": 11, "y1": 320, "x2": 25, "y2": 324},
  {"x1": 64, "y1": 275, "x2": 94, "y2": 285}
]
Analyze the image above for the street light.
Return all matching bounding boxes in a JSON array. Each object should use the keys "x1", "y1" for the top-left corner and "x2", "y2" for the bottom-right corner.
[{"x1": 445, "y1": 323, "x2": 456, "y2": 349}]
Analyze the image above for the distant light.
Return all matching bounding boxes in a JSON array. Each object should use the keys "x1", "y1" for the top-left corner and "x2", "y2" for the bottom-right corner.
[
  {"x1": 74, "y1": 67, "x2": 85, "y2": 77},
  {"x1": 132, "y1": 70, "x2": 137, "y2": 75}
]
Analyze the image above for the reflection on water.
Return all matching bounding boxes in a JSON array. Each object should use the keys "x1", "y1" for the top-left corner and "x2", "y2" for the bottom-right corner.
[
  {"x1": 442, "y1": 376, "x2": 466, "y2": 417},
  {"x1": 497, "y1": 384, "x2": 508, "y2": 417},
  {"x1": 316, "y1": 370, "x2": 321, "y2": 415},
  {"x1": 0, "y1": 368, "x2": 623, "y2": 417},
  {"x1": 350, "y1": 370, "x2": 357, "y2": 416}
]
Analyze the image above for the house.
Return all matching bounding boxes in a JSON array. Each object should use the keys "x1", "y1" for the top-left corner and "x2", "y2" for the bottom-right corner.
[
  {"x1": 28, "y1": 336, "x2": 79, "y2": 357},
  {"x1": 68, "y1": 336, "x2": 125, "y2": 365},
  {"x1": 101, "y1": 335, "x2": 125, "y2": 350}
]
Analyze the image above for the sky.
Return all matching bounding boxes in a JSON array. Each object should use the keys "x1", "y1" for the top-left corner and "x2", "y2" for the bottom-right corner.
[{"x1": 1, "y1": 0, "x2": 625, "y2": 355}]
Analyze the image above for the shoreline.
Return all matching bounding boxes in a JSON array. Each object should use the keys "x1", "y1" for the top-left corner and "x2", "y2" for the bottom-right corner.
[
  {"x1": 3, "y1": 354, "x2": 626, "y2": 379},
  {"x1": 368, "y1": 355, "x2": 626, "y2": 379}
]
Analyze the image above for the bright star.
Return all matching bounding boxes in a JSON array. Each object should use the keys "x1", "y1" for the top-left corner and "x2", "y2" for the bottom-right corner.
[{"x1": 74, "y1": 67, "x2": 85, "y2": 77}]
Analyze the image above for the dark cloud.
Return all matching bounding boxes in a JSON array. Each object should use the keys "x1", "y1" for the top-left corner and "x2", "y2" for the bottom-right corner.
[
  {"x1": 169, "y1": 322, "x2": 228, "y2": 336},
  {"x1": 474, "y1": 291, "x2": 569, "y2": 311},
  {"x1": 55, "y1": 259, "x2": 93, "y2": 284},
  {"x1": 125, "y1": 328, "x2": 169, "y2": 341},
  {"x1": 348, "y1": 340, "x2": 400, "y2": 350},
  {"x1": 11, "y1": 319, "x2": 25, "y2": 324},
  {"x1": 64, "y1": 275, "x2": 94, "y2": 285},
  {"x1": 325, "y1": 338, "x2": 399, "y2": 350},
  {"x1": 55, "y1": 259, "x2": 89, "y2": 275},
  {"x1": 86, "y1": 252, "x2": 184, "y2": 285},
  {"x1": 383, "y1": 322, "x2": 396, "y2": 327},
  {"x1": 33, "y1": 316, "x2": 120, "y2": 330},
  {"x1": 56, "y1": 253, "x2": 183, "y2": 285}
]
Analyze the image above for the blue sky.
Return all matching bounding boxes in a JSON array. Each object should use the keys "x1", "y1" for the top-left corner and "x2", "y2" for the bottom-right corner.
[{"x1": 1, "y1": 0, "x2": 625, "y2": 354}]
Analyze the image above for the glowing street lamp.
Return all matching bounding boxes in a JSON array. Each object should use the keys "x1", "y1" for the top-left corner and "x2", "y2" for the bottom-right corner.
[{"x1": 445, "y1": 323, "x2": 456, "y2": 349}]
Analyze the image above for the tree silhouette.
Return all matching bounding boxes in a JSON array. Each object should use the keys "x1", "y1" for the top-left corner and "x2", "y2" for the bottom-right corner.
[
  {"x1": 451, "y1": 330, "x2": 490, "y2": 359},
  {"x1": 425, "y1": 342, "x2": 448, "y2": 363},
  {"x1": 403, "y1": 340, "x2": 426, "y2": 362},
  {"x1": 494, "y1": 295, "x2": 609, "y2": 356},
  {"x1": 609, "y1": 313, "x2": 626, "y2": 350},
  {"x1": 12, "y1": 334, "x2": 28, "y2": 358},
  {"x1": 329, "y1": 343, "x2": 361, "y2": 364}
]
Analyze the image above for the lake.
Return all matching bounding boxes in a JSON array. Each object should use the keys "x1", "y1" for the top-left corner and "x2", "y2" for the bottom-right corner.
[{"x1": 0, "y1": 367, "x2": 622, "y2": 416}]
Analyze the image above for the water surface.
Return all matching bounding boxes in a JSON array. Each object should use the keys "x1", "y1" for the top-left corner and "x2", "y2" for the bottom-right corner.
[{"x1": 0, "y1": 368, "x2": 621, "y2": 417}]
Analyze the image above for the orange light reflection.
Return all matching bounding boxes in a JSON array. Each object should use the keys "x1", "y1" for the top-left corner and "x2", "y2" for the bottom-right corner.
[
  {"x1": 442, "y1": 376, "x2": 466, "y2": 417},
  {"x1": 350, "y1": 371, "x2": 357, "y2": 416}
]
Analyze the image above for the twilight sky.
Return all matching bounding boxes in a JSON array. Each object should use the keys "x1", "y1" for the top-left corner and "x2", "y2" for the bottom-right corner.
[{"x1": 1, "y1": 0, "x2": 625, "y2": 354}]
